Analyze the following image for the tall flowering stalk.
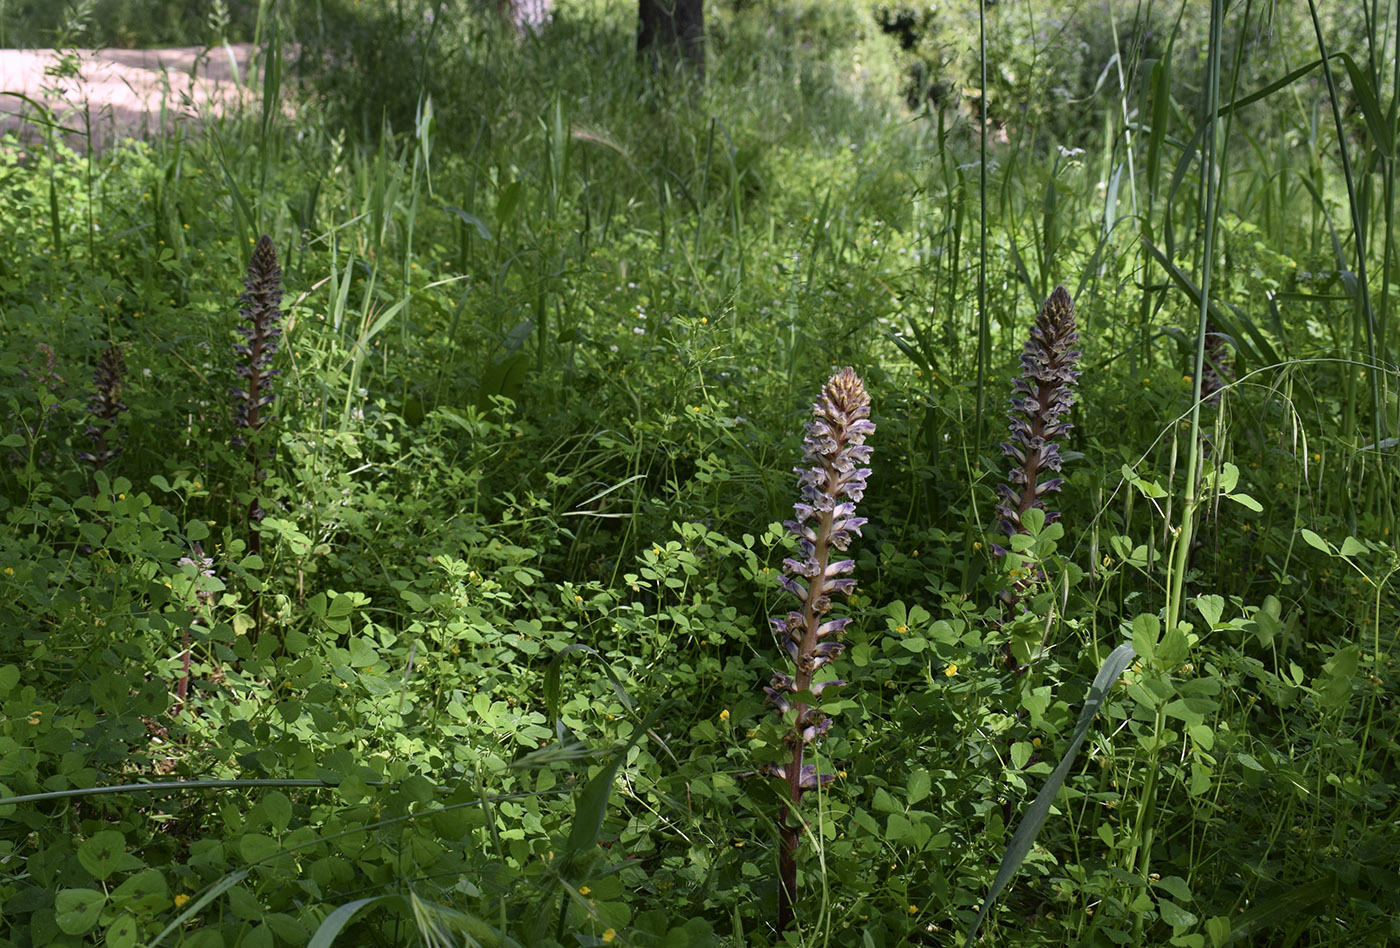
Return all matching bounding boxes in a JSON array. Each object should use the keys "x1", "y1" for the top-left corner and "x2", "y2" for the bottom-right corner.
[
  {"x1": 763, "y1": 366, "x2": 873, "y2": 932},
  {"x1": 994, "y1": 286, "x2": 1081, "y2": 648},
  {"x1": 78, "y1": 344, "x2": 127, "y2": 478},
  {"x1": 231, "y1": 235, "x2": 284, "y2": 549}
]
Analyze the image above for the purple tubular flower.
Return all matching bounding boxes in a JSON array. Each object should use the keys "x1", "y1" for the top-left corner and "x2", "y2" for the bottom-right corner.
[
  {"x1": 764, "y1": 366, "x2": 874, "y2": 932},
  {"x1": 231, "y1": 235, "x2": 284, "y2": 530},
  {"x1": 995, "y1": 286, "x2": 1080, "y2": 541},
  {"x1": 232, "y1": 235, "x2": 284, "y2": 447}
]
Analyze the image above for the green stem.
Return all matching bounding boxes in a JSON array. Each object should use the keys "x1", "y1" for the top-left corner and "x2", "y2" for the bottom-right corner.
[{"x1": 1165, "y1": 0, "x2": 1224, "y2": 638}]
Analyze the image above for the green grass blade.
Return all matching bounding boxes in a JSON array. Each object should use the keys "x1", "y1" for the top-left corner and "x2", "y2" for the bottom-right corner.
[
  {"x1": 1222, "y1": 878, "x2": 1334, "y2": 943},
  {"x1": 307, "y1": 895, "x2": 394, "y2": 948},
  {"x1": 962, "y1": 642, "x2": 1136, "y2": 948},
  {"x1": 563, "y1": 705, "x2": 662, "y2": 864},
  {"x1": 149, "y1": 870, "x2": 250, "y2": 946}
]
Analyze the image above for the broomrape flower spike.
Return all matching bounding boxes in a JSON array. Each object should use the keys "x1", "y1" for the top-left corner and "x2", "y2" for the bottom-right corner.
[
  {"x1": 995, "y1": 285, "x2": 1080, "y2": 548},
  {"x1": 993, "y1": 286, "x2": 1080, "y2": 673},
  {"x1": 231, "y1": 234, "x2": 284, "y2": 525},
  {"x1": 763, "y1": 366, "x2": 873, "y2": 932},
  {"x1": 78, "y1": 345, "x2": 127, "y2": 474}
]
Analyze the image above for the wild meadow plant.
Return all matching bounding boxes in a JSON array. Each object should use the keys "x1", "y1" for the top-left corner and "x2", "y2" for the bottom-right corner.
[
  {"x1": 993, "y1": 286, "x2": 1081, "y2": 672},
  {"x1": 231, "y1": 235, "x2": 284, "y2": 554},
  {"x1": 761, "y1": 366, "x2": 874, "y2": 932},
  {"x1": 77, "y1": 344, "x2": 127, "y2": 479}
]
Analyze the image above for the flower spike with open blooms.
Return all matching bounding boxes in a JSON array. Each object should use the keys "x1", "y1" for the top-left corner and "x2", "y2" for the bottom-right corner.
[
  {"x1": 995, "y1": 285, "x2": 1081, "y2": 545},
  {"x1": 763, "y1": 366, "x2": 873, "y2": 932},
  {"x1": 231, "y1": 235, "x2": 284, "y2": 533}
]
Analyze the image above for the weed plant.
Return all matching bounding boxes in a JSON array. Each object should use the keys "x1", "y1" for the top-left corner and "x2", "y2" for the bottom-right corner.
[{"x1": 0, "y1": 0, "x2": 1397, "y2": 946}]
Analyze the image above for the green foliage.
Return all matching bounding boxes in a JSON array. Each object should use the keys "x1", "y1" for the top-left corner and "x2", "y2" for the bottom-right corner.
[{"x1": 1, "y1": 0, "x2": 1398, "y2": 946}]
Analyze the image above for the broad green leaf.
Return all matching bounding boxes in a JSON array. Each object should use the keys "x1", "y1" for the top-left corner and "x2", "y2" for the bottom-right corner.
[
  {"x1": 1214, "y1": 462, "x2": 1239, "y2": 494},
  {"x1": 872, "y1": 787, "x2": 901, "y2": 814},
  {"x1": 1157, "y1": 623, "x2": 1189, "y2": 667},
  {"x1": 1131, "y1": 614, "x2": 1160, "y2": 662},
  {"x1": 1158, "y1": 898, "x2": 1198, "y2": 928},
  {"x1": 105, "y1": 913, "x2": 140, "y2": 948},
  {"x1": 1193, "y1": 595, "x2": 1224, "y2": 628},
  {"x1": 0, "y1": 665, "x2": 18, "y2": 697},
  {"x1": 240, "y1": 833, "x2": 281, "y2": 863},
  {"x1": 111, "y1": 868, "x2": 168, "y2": 912},
  {"x1": 1300, "y1": 529, "x2": 1330, "y2": 553},
  {"x1": 1339, "y1": 536, "x2": 1368, "y2": 557},
  {"x1": 79, "y1": 830, "x2": 138, "y2": 880},
  {"x1": 962, "y1": 642, "x2": 1136, "y2": 947},
  {"x1": 1155, "y1": 875, "x2": 1194, "y2": 902},
  {"x1": 885, "y1": 813, "x2": 915, "y2": 845},
  {"x1": 906, "y1": 770, "x2": 931, "y2": 806},
  {"x1": 55, "y1": 889, "x2": 106, "y2": 935},
  {"x1": 1225, "y1": 492, "x2": 1262, "y2": 512},
  {"x1": 1250, "y1": 609, "x2": 1280, "y2": 647},
  {"x1": 1316, "y1": 645, "x2": 1360, "y2": 711}
]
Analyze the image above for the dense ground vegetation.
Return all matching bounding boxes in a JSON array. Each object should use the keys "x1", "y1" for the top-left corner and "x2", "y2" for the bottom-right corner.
[{"x1": 1, "y1": 0, "x2": 1397, "y2": 945}]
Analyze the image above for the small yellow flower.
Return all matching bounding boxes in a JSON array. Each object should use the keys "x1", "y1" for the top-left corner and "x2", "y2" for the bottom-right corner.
[
  {"x1": 602, "y1": 930, "x2": 616, "y2": 944},
  {"x1": 719, "y1": 709, "x2": 730, "y2": 720},
  {"x1": 3, "y1": 567, "x2": 12, "y2": 576},
  {"x1": 174, "y1": 894, "x2": 190, "y2": 908},
  {"x1": 944, "y1": 664, "x2": 958, "y2": 678},
  {"x1": 895, "y1": 624, "x2": 907, "y2": 634},
  {"x1": 579, "y1": 886, "x2": 591, "y2": 896},
  {"x1": 909, "y1": 904, "x2": 918, "y2": 914}
]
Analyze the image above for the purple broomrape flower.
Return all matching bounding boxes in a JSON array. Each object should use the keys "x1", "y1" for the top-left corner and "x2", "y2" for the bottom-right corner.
[
  {"x1": 231, "y1": 235, "x2": 284, "y2": 526},
  {"x1": 995, "y1": 285, "x2": 1081, "y2": 545},
  {"x1": 763, "y1": 366, "x2": 873, "y2": 931},
  {"x1": 993, "y1": 287, "x2": 1081, "y2": 675}
]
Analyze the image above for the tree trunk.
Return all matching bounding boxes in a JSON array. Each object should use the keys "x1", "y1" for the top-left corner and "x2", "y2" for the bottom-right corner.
[{"x1": 637, "y1": 0, "x2": 705, "y2": 77}]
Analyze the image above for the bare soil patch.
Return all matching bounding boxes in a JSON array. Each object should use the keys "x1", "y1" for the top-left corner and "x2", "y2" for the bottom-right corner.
[{"x1": 0, "y1": 44, "x2": 273, "y2": 150}]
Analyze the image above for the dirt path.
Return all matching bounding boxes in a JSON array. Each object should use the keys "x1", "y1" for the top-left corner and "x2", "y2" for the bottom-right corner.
[{"x1": 0, "y1": 44, "x2": 271, "y2": 150}]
